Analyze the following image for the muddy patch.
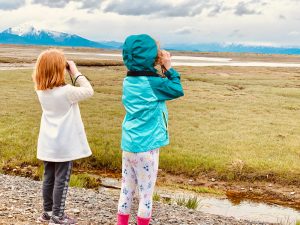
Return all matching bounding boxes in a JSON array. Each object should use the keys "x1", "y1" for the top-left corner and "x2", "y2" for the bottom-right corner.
[{"x1": 158, "y1": 172, "x2": 300, "y2": 211}]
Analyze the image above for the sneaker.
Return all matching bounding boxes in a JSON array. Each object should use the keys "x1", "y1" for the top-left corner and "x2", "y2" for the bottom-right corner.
[
  {"x1": 37, "y1": 212, "x2": 51, "y2": 222},
  {"x1": 49, "y1": 214, "x2": 78, "y2": 225}
]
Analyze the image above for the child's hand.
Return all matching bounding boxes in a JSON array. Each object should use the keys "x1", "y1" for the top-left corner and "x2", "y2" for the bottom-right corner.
[
  {"x1": 160, "y1": 50, "x2": 172, "y2": 72},
  {"x1": 66, "y1": 60, "x2": 80, "y2": 77}
]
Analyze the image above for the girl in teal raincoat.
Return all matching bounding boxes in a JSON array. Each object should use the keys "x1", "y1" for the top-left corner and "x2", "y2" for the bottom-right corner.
[{"x1": 117, "y1": 34, "x2": 184, "y2": 225}]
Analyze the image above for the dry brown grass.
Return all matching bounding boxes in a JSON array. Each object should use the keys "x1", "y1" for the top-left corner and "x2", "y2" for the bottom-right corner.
[
  {"x1": 75, "y1": 59, "x2": 123, "y2": 67},
  {"x1": 0, "y1": 56, "x2": 34, "y2": 64}
]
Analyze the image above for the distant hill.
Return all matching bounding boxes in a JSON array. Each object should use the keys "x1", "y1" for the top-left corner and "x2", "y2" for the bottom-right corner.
[
  {"x1": 164, "y1": 43, "x2": 300, "y2": 55},
  {"x1": 1, "y1": 25, "x2": 300, "y2": 55},
  {"x1": 0, "y1": 24, "x2": 123, "y2": 49}
]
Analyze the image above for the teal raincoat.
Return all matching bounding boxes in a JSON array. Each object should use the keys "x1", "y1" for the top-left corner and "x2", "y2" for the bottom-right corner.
[{"x1": 121, "y1": 34, "x2": 184, "y2": 153}]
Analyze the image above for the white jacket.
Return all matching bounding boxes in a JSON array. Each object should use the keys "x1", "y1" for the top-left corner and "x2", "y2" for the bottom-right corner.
[{"x1": 36, "y1": 74, "x2": 94, "y2": 162}]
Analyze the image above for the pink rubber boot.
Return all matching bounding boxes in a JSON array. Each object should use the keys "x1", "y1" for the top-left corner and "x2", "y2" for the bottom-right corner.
[
  {"x1": 137, "y1": 216, "x2": 151, "y2": 225},
  {"x1": 117, "y1": 213, "x2": 130, "y2": 225}
]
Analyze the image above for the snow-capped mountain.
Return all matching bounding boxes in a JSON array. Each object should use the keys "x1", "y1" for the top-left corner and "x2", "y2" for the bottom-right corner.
[
  {"x1": 1, "y1": 25, "x2": 300, "y2": 54},
  {"x1": 3, "y1": 24, "x2": 43, "y2": 37},
  {"x1": 164, "y1": 42, "x2": 300, "y2": 55},
  {"x1": 0, "y1": 25, "x2": 122, "y2": 49}
]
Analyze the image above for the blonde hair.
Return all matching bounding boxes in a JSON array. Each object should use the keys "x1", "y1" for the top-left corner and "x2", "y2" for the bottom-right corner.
[{"x1": 33, "y1": 49, "x2": 66, "y2": 90}]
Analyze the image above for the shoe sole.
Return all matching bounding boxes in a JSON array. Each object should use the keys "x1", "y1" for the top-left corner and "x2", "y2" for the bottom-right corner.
[{"x1": 49, "y1": 223, "x2": 77, "y2": 225}]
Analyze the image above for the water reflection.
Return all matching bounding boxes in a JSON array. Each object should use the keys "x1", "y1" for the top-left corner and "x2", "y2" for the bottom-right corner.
[
  {"x1": 101, "y1": 178, "x2": 300, "y2": 224},
  {"x1": 198, "y1": 197, "x2": 300, "y2": 224}
]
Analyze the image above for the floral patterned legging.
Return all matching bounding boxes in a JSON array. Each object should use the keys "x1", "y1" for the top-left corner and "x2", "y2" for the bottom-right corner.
[{"x1": 117, "y1": 149, "x2": 159, "y2": 218}]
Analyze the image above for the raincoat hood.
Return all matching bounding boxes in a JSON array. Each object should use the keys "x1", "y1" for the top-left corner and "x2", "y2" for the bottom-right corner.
[{"x1": 122, "y1": 34, "x2": 158, "y2": 72}]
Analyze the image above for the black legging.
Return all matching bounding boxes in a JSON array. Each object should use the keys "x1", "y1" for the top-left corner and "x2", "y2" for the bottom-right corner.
[{"x1": 42, "y1": 161, "x2": 72, "y2": 217}]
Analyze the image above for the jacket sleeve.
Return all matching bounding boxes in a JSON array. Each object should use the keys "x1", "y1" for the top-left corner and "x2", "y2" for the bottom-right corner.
[
  {"x1": 149, "y1": 68, "x2": 184, "y2": 101},
  {"x1": 66, "y1": 74, "x2": 94, "y2": 104}
]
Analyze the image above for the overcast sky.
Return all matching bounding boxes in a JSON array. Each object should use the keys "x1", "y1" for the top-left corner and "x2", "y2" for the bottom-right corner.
[{"x1": 0, "y1": 0, "x2": 300, "y2": 46}]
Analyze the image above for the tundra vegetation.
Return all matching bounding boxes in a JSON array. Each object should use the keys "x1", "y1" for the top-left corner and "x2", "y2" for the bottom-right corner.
[{"x1": 0, "y1": 65, "x2": 300, "y2": 187}]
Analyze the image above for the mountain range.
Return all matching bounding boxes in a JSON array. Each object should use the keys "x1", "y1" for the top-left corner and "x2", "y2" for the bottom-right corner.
[
  {"x1": 0, "y1": 25, "x2": 122, "y2": 49},
  {"x1": 164, "y1": 43, "x2": 300, "y2": 55},
  {"x1": 1, "y1": 25, "x2": 300, "y2": 55}
]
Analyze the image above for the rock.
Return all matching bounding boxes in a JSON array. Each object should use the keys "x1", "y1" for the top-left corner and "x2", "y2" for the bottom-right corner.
[
  {"x1": 72, "y1": 209, "x2": 80, "y2": 215},
  {"x1": 0, "y1": 174, "x2": 275, "y2": 225}
]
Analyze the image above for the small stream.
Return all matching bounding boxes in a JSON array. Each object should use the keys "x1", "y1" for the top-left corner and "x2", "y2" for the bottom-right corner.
[
  {"x1": 2, "y1": 53, "x2": 300, "y2": 69},
  {"x1": 101, "y1": 178, "x2": 300, "y2": 224},
  {"x1": 65, "y1": 52, "x2": 300, "y2": 68},
  {"x1": 196, "y1": 197, "x2": 300, "y2": 224}
]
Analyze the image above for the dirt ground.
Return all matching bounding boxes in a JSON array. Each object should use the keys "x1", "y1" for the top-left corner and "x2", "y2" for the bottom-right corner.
[{"x1": 158, "y1": 171, "x2": 300, "y2": 211}]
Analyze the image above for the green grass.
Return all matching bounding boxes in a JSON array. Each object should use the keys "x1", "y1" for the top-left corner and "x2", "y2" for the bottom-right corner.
[
  {"x1": 186, "y1": 196, "x2": 199, "y2": 209},
  {"x1": 69, "y1": 174, "x2": 101, "y2": 189},
  {"x1": 175, "y1": 197, "x2": 187, "y2": 206},
  {"x1": 176, "y1": 196, "x2": 199, "y2": 209},
  {"x1": 153, "y1": 192, "x2": 161, "y2": 202},
  {"x1": 165, "y1": 183, "x2": 222, "y2": 195},
  {"x1": 176, "y1": 184, "x2": 223, "y2": 195},
  {"x1": 0, "y1": 66, "x2": 300, "y2": 185},
  {"x1": 296, "y1": 220, "x2": 300, "y2": 225}
]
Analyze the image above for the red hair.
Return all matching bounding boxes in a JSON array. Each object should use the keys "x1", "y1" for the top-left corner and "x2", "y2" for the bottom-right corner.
[{"x1": 33, "y1": 49, "x2": 66, "y2": 90}]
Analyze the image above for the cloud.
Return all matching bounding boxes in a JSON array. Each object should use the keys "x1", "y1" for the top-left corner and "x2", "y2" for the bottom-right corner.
[
  {"x1": 103, "y1": 0, "x2": 170, "y2": 16},
  {"x1": 32, "y1": 0, "x2": 70, "y2": 8},
  {"x1": 103, "y1": 0, "x2": 211, "y2": 17},
  {"x1": 31, "y1": 0, "x2": 103, "y2": 9},
  {"x1": 234, "y1": 1, "x2": 261, "y2": 16},
  {"x1": 102, "y1": 0, "x2": 265, "y2": 18},
  {"x1": 65, "y1": 17, "x2": 80, "y2": 25},
  {"x1": 289, "y1": 31, "x2": 300, "y2": 36},
  {"x1": 228, "y1": 29, "x2": 244, "y2": 38},
  {"x1": 29, "y1": 0, "x2": 268, "y2": 18},
  {"x1": 79, "y1": 0, "x2": 103, "y2": 9},
  {"x1": 0, "y1": 0, "x2": 26, "y2": 10},
  {"x1": 173, "y1": 27, "x2": 194, "y2": 35},
  {"x1": 208, "y1": 4, "x2": 223, "y2": 17},
  {"x1": 30, "y1": 0, "x2": 212, "y2": 16},
  {"x1": 279, "y1": 14, "x2": 286, "y2": 20}
]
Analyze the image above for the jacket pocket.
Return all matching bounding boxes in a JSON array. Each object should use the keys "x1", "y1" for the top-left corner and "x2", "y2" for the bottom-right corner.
[{"x1": 162, "y1": 111, "x2": 168, "y2": 131}]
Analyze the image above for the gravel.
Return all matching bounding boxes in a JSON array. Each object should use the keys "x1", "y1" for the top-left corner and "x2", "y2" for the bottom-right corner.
[{"x1": 0, "y1": 174, "x2": 277, "y2": 225}]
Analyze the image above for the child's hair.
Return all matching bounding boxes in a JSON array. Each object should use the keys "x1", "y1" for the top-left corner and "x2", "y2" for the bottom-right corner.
[
  {"x1": 33, "y1": 49, "x2": 66, "y2": 90},
  {"x1": 154, "y1": 41, "x2": 163, "y2": 66}
]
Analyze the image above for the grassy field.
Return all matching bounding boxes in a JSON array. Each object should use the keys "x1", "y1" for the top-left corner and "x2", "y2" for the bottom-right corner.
[{"x1": 0, "y1": 65, "x2": 300, "y2": 185}]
